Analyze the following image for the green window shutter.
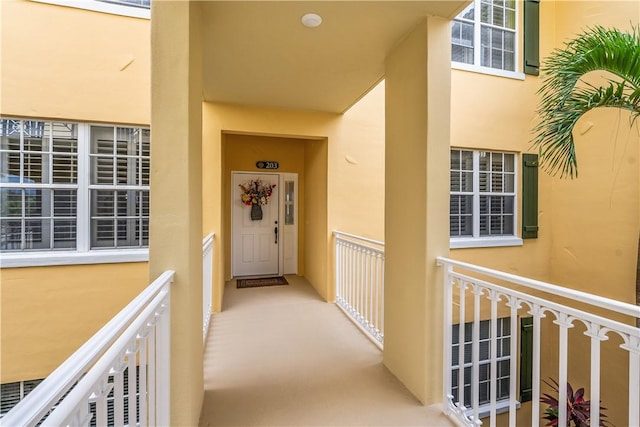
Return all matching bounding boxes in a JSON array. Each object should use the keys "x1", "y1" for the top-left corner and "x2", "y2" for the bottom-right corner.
[
  {"x1": 524, "y1": 0, "x2": 540, "y2": 76},
  {"x1": 520, "y1": 316, "x2": 534, "y2": 402},
  {"x1": 522, "y1": 153, "x2": 539, "y2": 239}
]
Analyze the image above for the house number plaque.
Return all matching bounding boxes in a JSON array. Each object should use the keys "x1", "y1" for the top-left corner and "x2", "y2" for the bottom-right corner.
[{"x1": 256, "y1": 161, "x2": 279, "y2": 170}]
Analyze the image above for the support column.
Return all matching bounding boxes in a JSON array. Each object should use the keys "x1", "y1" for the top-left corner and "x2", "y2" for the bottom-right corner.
[
  {"x1": 383, "y1": 16, "x2": 451, "y2": 404},
  {"x1": 150, "y1": 1, "x2": 203, "y2": 425}
]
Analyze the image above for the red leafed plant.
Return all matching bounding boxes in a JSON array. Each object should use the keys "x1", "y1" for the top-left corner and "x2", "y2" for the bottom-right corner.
[{"x1": 540, "y1": 379, "x2": 612, "y2": 427}]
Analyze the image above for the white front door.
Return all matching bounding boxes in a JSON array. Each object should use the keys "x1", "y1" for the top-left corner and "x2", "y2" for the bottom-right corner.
[{"x1": 232, "y1": 173, "x2": 279, "y2": 277}]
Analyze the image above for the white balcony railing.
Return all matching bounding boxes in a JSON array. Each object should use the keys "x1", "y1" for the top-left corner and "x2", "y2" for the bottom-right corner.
[
  {"x1": 437, "y1": 257, "x2": 640, "y2": 427},
  {"x1": 203, "y1": 233, "x2": 214, "y2": 342},
  {"x1": 0, "y1": 271, "x2": 174, "y2": 427},
  {"x1": 334, "y1": 230, "x2": 384, "y2": 348}
]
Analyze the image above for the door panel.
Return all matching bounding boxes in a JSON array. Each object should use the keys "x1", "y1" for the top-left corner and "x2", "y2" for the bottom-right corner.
[{"x1": 232, "y1": 173, "x2": 279, "y2": 277}]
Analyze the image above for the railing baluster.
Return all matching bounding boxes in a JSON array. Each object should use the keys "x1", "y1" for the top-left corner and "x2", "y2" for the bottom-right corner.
[
  {"x1": 356, "y1": 246, "x2": 359, "y2": 316},
  {"x1": 531, "y1": 308, "x2": 542, "y2": 427},
  {"x1": 457, "y1": 279, "x2": 466, "y2": 410},
  {"x1": 139, "y1": 333, "x2": 149, "y2": 427},
  {"x1": 366, "y1": 249, "x2": 371, "y2": 328},
  {"x1": 556, "y1": 314, "x2": 572, "y2": 427},
  {"x1": 378, "y1": 251, "x2": 383, "y2": 337},
  {"x1": 335, "y1": 240, "x2": 341, "y2": 303},
  {"x1": 147, "y1": 324, "x2": 157, "y2": 427},
  {"x1": 586, "y1": 324, "x2": 603, "y2": 427},
  {"x1": 371, "y1": 251, "x2": 375, "y2": 329},
  {"x1": 337, "y1": 241, "x2": 342, "y2": 303},
  {"x1": 113, "y1": 364, "x2": 125, "y2": 427},
  {"x1": 345, "y1": 241, "x2": 349, "y2": 309},
  {"x1": 95, "y1": 379, "x2": 108, "y2": 426},
  {"x1": 349, "y1": 243, "x2": 355, "y2": 314},
  {"x1": 333, "y1": 232, "x2": 384, "y2": 348},
  {"x1": 380, "y1": 251, "x2": 385, "y2": 340},
  {"x1": 624, "y1": 337, "x2": 640, "y2": 427},
  {"x1": 342, "y1": 241, "x2": 347, "y2": 307},
  {"x1": 472, "y1": 285, "x2": 482, "y2": 423},
  {"x1": 202, "y1": 233, "x2": 214, "y2": 342},
  {"x1": 360, "y1": 247, "x2": 365, "y2": 322},
  {"x1": 489, "y1": 291, "x2": 498, "y2": 427},
  {"x1": 127, "y1": 347, "x2": 136, "y2": 426},
  {"x1": 508, "y1": 300, "x2": 519, "y2": 425},
  {"x1": 156, "y1": 298, "x2": 171, "y2": 426}
]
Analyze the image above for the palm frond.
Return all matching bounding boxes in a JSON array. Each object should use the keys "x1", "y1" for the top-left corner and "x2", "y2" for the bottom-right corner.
[{"x1": 532, "y1": 25, "x2": 640, "y2": 178}]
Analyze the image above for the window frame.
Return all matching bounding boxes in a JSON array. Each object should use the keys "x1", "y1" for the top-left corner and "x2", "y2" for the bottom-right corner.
[
  {"x1": 451, "y1": 0, "x2": 526, "y2": 80},
  {"x1": 451, "y1": 317, "x2": 521, "y2": 419},
  {"x1": 88, "y1": 126, "x2": 150, "y2": 250},
  {"x1": 450, "y1": 148, "x2": 523, "y2": 249},
  {"x1": 0, "y1": 118, "x2": 149, "y2": 268},
  {"x1": 30, "y1": 0, "x2": 150, "y2": 19},
  {"x1": 0, "y1": 120, "x2": 80, "y2": 252}
]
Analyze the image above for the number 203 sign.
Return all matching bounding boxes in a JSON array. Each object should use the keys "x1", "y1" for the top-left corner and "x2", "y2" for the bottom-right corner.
[{"x1": 256, "y1": 161, "x2": 279, "y2": 170}]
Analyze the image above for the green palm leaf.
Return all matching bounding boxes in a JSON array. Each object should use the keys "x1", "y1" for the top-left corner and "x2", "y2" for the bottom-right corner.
[{"x1": 532, "y1": 25, "x2": 640, "y2": 178}]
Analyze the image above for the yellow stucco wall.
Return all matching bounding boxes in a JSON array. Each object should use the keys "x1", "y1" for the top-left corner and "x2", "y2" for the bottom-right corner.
[
  {"x1": 150, "y1": 1, "x2": 204, "y2": 424},
  {"x1": 202, "y1": 103, "x2": 224, "y2": 311},
  {"x1": 0, "y1": 0, "x2": 150, "y2": 125},
  {"x1": 383, "y1": 16, "x2": 452, "y2": 405},
  {"x1": 548, "y1": 1, "x2": 640, "y2": 304},
  {"x1": 1, "y1": 0, "x2": 152, "y2": 385},
  {"x1": 0, "y1": 263, "x2": 148, "y2": 382},
  {"x1": 330, "y1": 82, "x2": 386, "y2": 241},
  {"x1": 304, "y1": 138, "x2": 329, "y2": 299}
]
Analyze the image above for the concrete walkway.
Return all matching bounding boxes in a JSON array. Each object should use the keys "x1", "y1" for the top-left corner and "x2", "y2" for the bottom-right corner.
[{"x1": 199, "y1": 275, "x2": 452, "y2": 427}]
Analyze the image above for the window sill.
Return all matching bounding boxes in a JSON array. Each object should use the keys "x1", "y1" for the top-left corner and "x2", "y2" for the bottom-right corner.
[
  {"x1": 452, "y1": 62, "x2": 526, "y2": 81},
  {"x1": 450, "y1": 236, "x2": 523, "y2": 249},
  {"x1": 30, "y1": 0, "x2": 150, "y2": 19},
  {"x1": 465, "y1": 399, "x2": 521, "y2": 420},
  {"x1": 0, "y1": 249, "x2": 149, "y2": 268}
]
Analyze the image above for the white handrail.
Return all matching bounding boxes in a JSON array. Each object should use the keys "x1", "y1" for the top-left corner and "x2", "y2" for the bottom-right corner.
[
  {"x1": 0, "y1": 270, "x2": 175, "y2": 427},
  {"x1": 436, "y1": 256, "x2": 640, "y2": 319},
  {"x1": 333, "y1": 230, "x2": 384, "y2": 247},
  {"x1": 41, "y1": 287, "x2": 170, "y2": 426}
]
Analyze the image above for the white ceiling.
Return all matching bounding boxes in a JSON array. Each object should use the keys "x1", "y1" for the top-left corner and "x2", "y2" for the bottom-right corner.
[{"x1": 201, "y1": 1, "x2": 470, "y2": 113}]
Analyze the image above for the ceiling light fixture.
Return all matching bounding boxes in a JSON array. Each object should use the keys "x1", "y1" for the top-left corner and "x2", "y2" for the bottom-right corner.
[{"x1": 301, "y1": 13, "x2": 322, "y2": 28}]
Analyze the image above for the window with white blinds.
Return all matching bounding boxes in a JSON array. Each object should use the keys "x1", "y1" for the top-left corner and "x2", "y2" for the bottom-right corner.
[
  {"x1": 0, "y1": 118, "x2": 149, "y2": 255},
  {"x1": 0, "y1": 379, "x2": 44, "y2": 418},
  {"x1": 451, "y1": 318, "x2": 511, "y2": 408},
  {"x1": 450, "y1": 149, "x2": 516, "y2": 242},
  {"x1": 452, "y1": 0, "x2": 518, "y2": 75},
  {"x1": 1, "y1": 120, "x2": 78, "y2": 251},
  {"x1": 90, "y1": 126, "x2": 149, "y2": 249}
]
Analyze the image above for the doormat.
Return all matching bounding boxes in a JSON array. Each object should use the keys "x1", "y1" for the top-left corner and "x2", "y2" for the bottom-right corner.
[{"x1": 237, "y1": 276, "x2": 289, "y2": 289}]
